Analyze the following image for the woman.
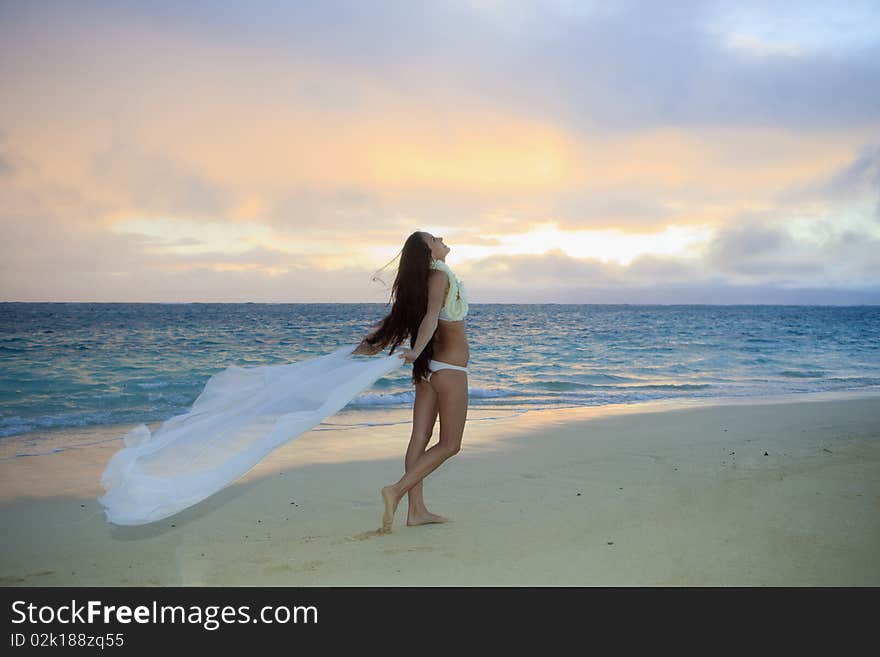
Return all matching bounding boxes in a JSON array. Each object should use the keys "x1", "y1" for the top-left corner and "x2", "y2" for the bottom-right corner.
[
  {"x1": 98, "y1": 230, "x2": 465, "y2": 528},
  {"x1": 353, "y1": 230, "x2": 469, "y2": 533}
]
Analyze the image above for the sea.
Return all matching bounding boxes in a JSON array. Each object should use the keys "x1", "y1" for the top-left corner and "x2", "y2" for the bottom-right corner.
[{"x1": 1, "y1": 302, "x2": 879, "y2": 458}]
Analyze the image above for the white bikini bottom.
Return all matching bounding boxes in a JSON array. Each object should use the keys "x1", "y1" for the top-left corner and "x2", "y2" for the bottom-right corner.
[{"x1": 426, "y1": 359, "x2": 468, "y2": 382}]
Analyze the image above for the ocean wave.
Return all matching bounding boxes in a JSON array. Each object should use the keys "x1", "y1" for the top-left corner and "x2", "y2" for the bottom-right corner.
[
  {"x1": 533, "y1": 380, "x2": 712, "y2": 392},
  {"x1": 626, "y1": 383, "x2": 713, "y2": 391},
  {"x1": 533, "y1": 380, "x2": 606, "y2": 391},
  {"x1": 3, "y1": 302, "x2": 879, "y2": 442},
  {"x1": 825, "y1": 377, "x2": 880, "y2": 385},
  {"x1": 350, "y1": 390, "x2": 416, "y2": 406},
  {"x1": 469, "y1": 387, "x2": 518, "y2": 399},
  {"x1": 524, "y1": 367, "x2": 639, "y2": 385},
  {"x1": 0, "y1": 407, "x2": 185, "y2": 438},
  {"x1": 349, "y1": 385, "x2": 518, "y2": 406},
  {"x1": 0, "y1": 410, "x2": 117, "y2": 437}
]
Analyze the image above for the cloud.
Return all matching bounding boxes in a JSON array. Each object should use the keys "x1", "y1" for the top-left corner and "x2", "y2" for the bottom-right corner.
[
  {"x1": 1, "y1": 1, "x2": 879, "y2": 302},
  {"x1": 6, "y1": 1, "x2": 879, "y2": 136},
  {"x1": 4, "y1": 202, "x2": 878, "y2": 301},
  {"x1": 0, "y1": 153, "x2": 13, "y2": 177},
  {"x1": 794, "y1": 145, "x2": 880, "y2": 219},
  {"x1": 89, "y1": 139, "x2": 234, "y2": 219},
  {"x1": 681, "y1": 208, "x2": 879, "y2": 287},
  {"x1": 707, "y1": 222, "x2": 789, "y2": 263},
  {"x1": 626, "y1": 253, "x2": 705, "y2": 284},
  {"x1": 0, "y1": 208, "x2": 381, "y2": 302},
  {"x1": 467, "y1": 249, "x2": 618, "y2": 286}
]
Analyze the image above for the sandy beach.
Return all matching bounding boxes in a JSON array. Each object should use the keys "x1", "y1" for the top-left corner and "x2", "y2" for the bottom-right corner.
[{"x1": 1, "y1": 393, "x2": 878, "y2": 586}]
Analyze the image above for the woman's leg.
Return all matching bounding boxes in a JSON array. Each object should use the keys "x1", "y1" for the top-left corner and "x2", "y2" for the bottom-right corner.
[
  {"x1": 406, "y1": 378, "x2": 438, "y2": 519},
  {"x1": 381, "y1": 369, "x2": 468, "y2": 532}
]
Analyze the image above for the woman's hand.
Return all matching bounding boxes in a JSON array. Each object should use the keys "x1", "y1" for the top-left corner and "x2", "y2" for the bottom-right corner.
[
  {"x1": 398, "y1": 348, "x2": 419, "y2": 364},
  {"x1": 352, "y1": 339, "x2": 381, "y2": 356}
]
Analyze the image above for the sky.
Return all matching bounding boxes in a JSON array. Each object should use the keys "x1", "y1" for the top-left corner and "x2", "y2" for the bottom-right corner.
[{"x1": 1, "y1": 0, "x2": 879, "y2": 304}]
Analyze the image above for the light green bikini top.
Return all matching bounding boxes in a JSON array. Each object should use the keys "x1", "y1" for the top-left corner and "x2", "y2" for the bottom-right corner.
[{"x1": 429, "y1": 259, "x2": 469, "y2": 322}]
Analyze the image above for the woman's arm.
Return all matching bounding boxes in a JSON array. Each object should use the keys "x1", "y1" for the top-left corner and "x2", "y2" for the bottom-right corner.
[
  {"x1": 410, "y1": 270, "x2": 447, "y2": 356},
  {"x1": 352, "y1": 320, "x2": 384, "y2": 355},
  {"x1": 351, "y1": 339, "x2": 382, "y2": 356}
]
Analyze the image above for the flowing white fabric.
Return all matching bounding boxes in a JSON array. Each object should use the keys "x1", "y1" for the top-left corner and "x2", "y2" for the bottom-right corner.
[{"x1": 98, "y1": 343, "x2": 406, "y2": 525}]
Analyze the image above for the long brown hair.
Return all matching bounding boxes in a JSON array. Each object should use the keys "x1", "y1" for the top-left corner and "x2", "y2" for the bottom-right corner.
[{"x1": 358, "y1": 231, "x2": 435, "y2": 384}]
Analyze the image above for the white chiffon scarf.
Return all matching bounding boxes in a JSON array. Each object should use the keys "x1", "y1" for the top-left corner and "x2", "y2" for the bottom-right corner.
[{"x1": 98, "y1": 343, "x2": 406, "y2": 525}]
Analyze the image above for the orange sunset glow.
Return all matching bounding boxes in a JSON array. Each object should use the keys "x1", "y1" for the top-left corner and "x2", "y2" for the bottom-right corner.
[{"x1": 2, "y1": 1, "x2": 879, "y2": 303}]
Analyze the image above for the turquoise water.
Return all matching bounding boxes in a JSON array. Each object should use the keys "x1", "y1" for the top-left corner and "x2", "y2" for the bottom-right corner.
[{"x1": 1, "y1": 302, "x2": 879, "y2": 441}]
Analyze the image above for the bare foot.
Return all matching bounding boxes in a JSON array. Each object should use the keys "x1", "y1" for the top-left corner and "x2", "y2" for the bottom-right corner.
[
  {"x1": 380, "y1": 486, "x2": 400, "y2": 533},
  {"x1": 407, "y1": 510, "x2": 452, "y2": 527}
]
